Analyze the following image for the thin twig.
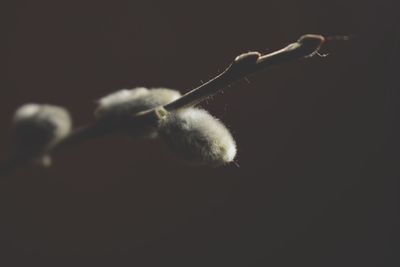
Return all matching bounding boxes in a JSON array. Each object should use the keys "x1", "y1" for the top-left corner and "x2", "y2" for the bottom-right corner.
[
  {"x1": 0, "y1": 34, "x2": 325, "y2": 177},
  {"x1": 164, "y1": 34, "x2": 325, "y2": 110}
]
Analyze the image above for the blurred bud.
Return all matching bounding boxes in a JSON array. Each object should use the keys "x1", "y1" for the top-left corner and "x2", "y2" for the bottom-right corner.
[
  {"x1": 95, "y1": 87, "x2": 181, "y2": 119},
  {"x1": 158, "y1": 108, "x2": 237, "y2": 166},
  {"x1": 12, "y1": 104, "x2": 72, "y2": 158},
  {"x1": 95, "y1": 87, "x2": 181, "y2": 137}
]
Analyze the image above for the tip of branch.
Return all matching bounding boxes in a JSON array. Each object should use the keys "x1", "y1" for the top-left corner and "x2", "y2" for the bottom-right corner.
[{"x1": 325, "y1": 35, "x2": 353, "y2": 41}]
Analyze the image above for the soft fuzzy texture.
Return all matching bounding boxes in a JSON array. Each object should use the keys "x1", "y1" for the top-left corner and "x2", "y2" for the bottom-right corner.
[
  {"x1": 158, "y1": 108, "x2": 237, "y2": 166},
  {"x1": 95, "y1": 87, "x2": 181, "y2": 138},
  {"x1": 13, "y1": 103, "x2": 72, "y2": 155},
  {"x1": 95, "y1": 87, "x2": 181, "y2": 120}
]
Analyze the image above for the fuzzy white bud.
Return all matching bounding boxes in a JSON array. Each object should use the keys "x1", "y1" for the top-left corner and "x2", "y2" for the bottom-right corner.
[
  {"x1": 158, "y1": 108, "x2": 237, "y2": 166},
  {"x1": 95, "y1": 87, "x2": 181, "y2": 138},
  {"x1": 95, "y1": 87, "x2": 181, "y2": 120},
  {"x1": 13, "y1": 103, "x2": 72, "y2": 156}
]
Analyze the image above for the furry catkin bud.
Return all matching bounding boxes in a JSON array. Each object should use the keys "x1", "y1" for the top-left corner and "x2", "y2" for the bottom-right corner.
[
  {"x1": 95, "y1": 87, "x2": 181, "y2": 120},
  {"x1": 95, "y1": 87, "x2": 181, "y2": 137},
  {"x1": 158, "y1": 108, "x2": 237, "y2": 166},
  {"x1": 12, "y1": 104, "x2": 72, "y2": 156}
]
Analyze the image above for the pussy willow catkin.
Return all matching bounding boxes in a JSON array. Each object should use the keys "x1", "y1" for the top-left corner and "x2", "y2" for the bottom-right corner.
[
  {"x1": 95, "y1": 87, "x2": 182, "y2": 137},
  {"x1": 158, "y1": 108, "x2": 237, "y2": 166},
  {"x1": 13, "y1": 103, "x2": 72, "y2": 156},
  {"x1": 95, "y1": 87, "x2": 181, "y2": 119}
]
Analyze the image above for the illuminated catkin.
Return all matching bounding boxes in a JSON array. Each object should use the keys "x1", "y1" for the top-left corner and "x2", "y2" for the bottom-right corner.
[
  {"x1": 12, "y1": 103, "x2": 72, "y2": 156},
  {"x1": 158, "y1": 108, "x2": 237, "y2": 166},
  {"x1": 95, "y1": 87, "x2": 181, "y2": 137},
  {"x1": 95, "y1": 87, "x2": 181, "y2": 120}
]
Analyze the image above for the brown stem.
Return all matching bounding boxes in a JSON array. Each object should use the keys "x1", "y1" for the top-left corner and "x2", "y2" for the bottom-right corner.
[{"x1": 163, "y1": 34, "x2": 324, "y2": 110}]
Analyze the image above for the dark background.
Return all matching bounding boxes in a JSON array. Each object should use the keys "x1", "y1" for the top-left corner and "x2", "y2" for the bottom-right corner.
[{"x1": 0, "y1": 0, "x2": 398, "y2": 266}]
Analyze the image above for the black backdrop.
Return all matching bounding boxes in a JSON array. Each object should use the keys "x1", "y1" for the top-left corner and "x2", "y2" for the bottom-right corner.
[{"x1": 0, "y1": 0, "x2": 398, "y2": 266}]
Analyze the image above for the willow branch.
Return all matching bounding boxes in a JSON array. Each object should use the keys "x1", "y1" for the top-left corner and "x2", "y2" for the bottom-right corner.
[
  {"x1": 163, "y1": 34, "x2": 325, "y2": 110},
  {"x1": 0, "y1": 34, "x2": 325, "y2": 177}
]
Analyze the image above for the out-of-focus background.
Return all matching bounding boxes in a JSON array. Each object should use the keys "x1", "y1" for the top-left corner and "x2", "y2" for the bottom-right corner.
[{"x1": 0, "y1": 0, "x2": 398, "y2": 266}]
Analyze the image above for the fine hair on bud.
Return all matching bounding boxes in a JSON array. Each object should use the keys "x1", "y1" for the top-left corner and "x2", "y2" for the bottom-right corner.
[
  {"x1": 95, "y1": 87, "x2": 181, "y2": 137},
  {"x1": 12, "y1": 103, "x2": 72, "y2": 156},
  {"x1": 95, "y1": 87, "x2": 181, "y2": 120},
  {"x1": 158, "y1": 108, "x2": 237, "y2": 166}
]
